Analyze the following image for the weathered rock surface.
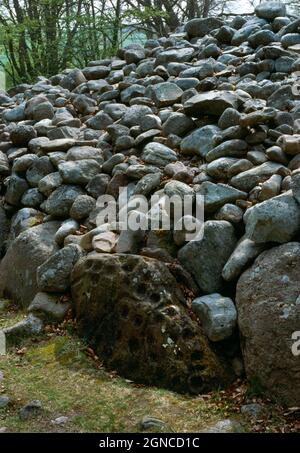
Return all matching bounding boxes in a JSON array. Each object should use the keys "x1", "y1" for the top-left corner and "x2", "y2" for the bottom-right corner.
[
  {"x1": 71, "y1": 253, "x2": 233, "y2": 393},
  {"x1": 192, "y1": 294, "x2": 237, "y2": 342},
  {"x1": 244, "y1": 191, "x2": 300, "y2": 243},
  {"x1": 178, "y1": 221, "x2": 237, "y2": 293},
  {"x1": 236, "y1": 242, "x2": 300, "y2": 405},
  {"x1": 184, "y1": 91, "x2": 241, "y2": 117},
  {"x1": 0, "y1": 222, "x2": 60, "y2": 306}
]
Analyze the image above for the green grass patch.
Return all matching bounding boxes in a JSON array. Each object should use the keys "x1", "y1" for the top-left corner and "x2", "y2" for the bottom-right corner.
[{"x1": 0, "y1": 302, "x2": 296, "y2": 433}]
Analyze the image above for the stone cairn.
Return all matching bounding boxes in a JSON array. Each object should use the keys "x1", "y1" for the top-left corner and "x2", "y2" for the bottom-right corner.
[{"x1": 1, "y1": 1, "x2": 300, "y2": 403}]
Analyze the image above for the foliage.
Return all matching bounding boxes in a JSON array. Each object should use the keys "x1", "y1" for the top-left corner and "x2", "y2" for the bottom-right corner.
[{"x1": 0, "y1": 0, "x2": 227, "y2": 86}]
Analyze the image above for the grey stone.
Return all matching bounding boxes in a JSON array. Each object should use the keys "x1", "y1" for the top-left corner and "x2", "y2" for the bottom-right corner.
[
  {"x1": 140, "y1": 114, "x2": 161, "y2": 133},
  {"x1": 230, "y1": 161, "x2": 283, "y2": 192},
  {"x1": 12, "y1": 154, "x2": 38, "y2": 174},
  {"x1": 207, "y1": 157, "x2": 240, "y2": 179},
  {"x1": 121, "y1": 84, "x2": 145, "y2": 103},
  {"x1": 3, "y1": 103, "x2": 26, "y2": 122},
  {"x1": 222, "y1": 237, "x2": 265, "y2": 281},
  {"x1": 0, "y1": 222, "x2": 60, "y2": 306},
  {"x1": 290, "y1": 172, "x2": 300, "y2": 204},
  {"x1": 9, "y1": 208, "x2": 44, "y2": 241},
  {"x1": 61, "y1": 68, "x2": 86, "y2": 91},
  {"x1": 162, "y1": 112, "x2": 194, "y2": 137},
  {"x1": 58, "y1": 159, "x2": 101, "y2": 185},
  {"x1": 232, "y1": 25, "x2": 261, "y2": 46},
  {"x1": 206, "y1": 140, "x2": 248, "y2": 163},
  {"x1": 124, "y1": 47, "x2": 145, "y2": 64},
  {"x1": 4, "y1": 314, "x2": 43, "y2": 342},
  {"x1": 185, "y1": 17, "x2": 223, "y2": 38},
  {"x1": 267, "y1": 85, "x2": 293, "y2": 110},
  {"x1": 115, "y1": 135, "x2": 135, "y2": 151},
  {"x1": 26, "y1": 156, "x2": 55, "y2": 187},
  {"x1": 0, "y1": 151, "x2": 9, "y2": 176},
  {"x1": 241, "y1": 403, "x2": 264, "y2": 418},
  {"x1": 218, "y1": 108, "x2": 241, "y2": 130},
  {"x1": 121, "y1": 105, "x2": 153, "y2": 127},
  {"x1": 140, "y1": 416, "x2": 165, "y2": 431},
  {"x1": 215, "y1": 203, "x2": 244, "y2": 224},
  {"x1": 281, "y1": 33, "x2": 300, "y2": 48},
  {"x1": 28, "y1": 292, "x2": 70, "y2": 322},
  {"x1": 141, "y1": 142, "x2": 177, "y2": 167},
  {"x1": 19, "y1": 400, "x2": 43, "y2": 421},
  {"x1": 255, "y1": 2, "x2": 286, "y2": 20},
  {"x1": 197, "y1": 182, "x2": 247, "y2": 212},
  {"x1": 201, "y1": 419, "x2": 245, "y2": 433},
  {"x1": 38, "y1": 172, "x2": 63, "y2": 197},
  {"x1": 133, "y1": 173, "x2": 161, "y2": 196},
  {"x1": 229, "y1": 159, "x2": 253, "y2": 178},
  {"x1": 258, "y1": 174, "x2": 282, "y2": 201},
  {"x1": 86, "y1": 174, "x2": 111, "y2": 198},
  {"x1": 21, "y1": 188, "x2": 44, "y2": 208},
  {"x1": 248, "y1": 30, "x2": 277, "y2": 48},
  {"x1": 85, "y1": 111, "x2": 114, "y2": 130},
  {"x1": 155, "y1": 48, "x2": 194, "y2": 65},
  {"x1": 164, "y1": 180, "x2": 194, "y2": 200},
  {"x1": 51, "y1": 416, "x2": 69, "y2": 425},
  {"x1": 126, "y1": 164, "x2": 159, "y2": 180},
  {"x1": 178, "y1": 221, "x2": 237, "y2": 293},
  {"x1": 82, "y1": 65, "x2": 110, "y2": 79},
  {"x1": 70, "y1": 195, "x2": 96, "y2": 220},
  {"x1": 55, "y1": 219, "x2": 79, "y2": 245},
  {"x1": 102, "y1": 153, "x2": 125, "y2": 174},
  {"x1": 192, "y1": 293, "x2": 237, "y2": 342},
  {"x1": 104, "y1": 103, "x2": 127, "y2": 121},
  {"x1": 275, "y1": 56, "x2": 294, "y2": 72},
  {"x1": 66, "y1": 146, "x2": 104, "y2": 164},
  {"x1": 244, "y1": 191, "x2": 300, "y2": 243},
  {"x1": 149, "y1": 82, "x2": 183, "y2": 107},
  {"x1": 116, "y1": 228, "x2": 145, "y2": 254},
  {"x1": 25, "y1": 97, "x2": 54, "y2": 121},
  {"x1": 0, "y1": 396, "x2": 10, "y2": 409},
  {"x1": 10, "y1": 124, "x2": 37, "y2": 146},
  {"x1": 44, "y1": 185, "x2": 85, "y2": 218},
  {"x1": 5, "y1": 175, "x2": 29, "y2": 206},
  {"x1": 184, "y1": 91, "x2": 241, "y2": 117},
  {"x1": 71, "y1": 253, "x2": 232, "y2": 393},
  {"x1": 180, "y1": 125, "x2": 220, "y2": 157},
  {"x1": 37, "y1": 244, "x2": 83, "y2": 292}
]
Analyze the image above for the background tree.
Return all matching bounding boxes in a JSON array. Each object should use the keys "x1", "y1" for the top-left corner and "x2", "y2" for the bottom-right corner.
[{"x1": 0, "y1": 0, "x2": 264, "y2": 86}]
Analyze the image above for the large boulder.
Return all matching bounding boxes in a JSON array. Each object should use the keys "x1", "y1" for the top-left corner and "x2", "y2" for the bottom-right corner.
[
  {"x1": 236, "y1": 242, "x2": 300, "y2": 405},
  {"x1": 71, "y1": 253, "x2": 233, "y2": 393},
  {"x1": 0, "y1": 222, "x2": 60, "y2": 306}
]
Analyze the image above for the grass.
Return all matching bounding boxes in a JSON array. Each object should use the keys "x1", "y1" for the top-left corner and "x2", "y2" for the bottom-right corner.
[{"x1": 0, "y1": 300, "x2": 299, "y2": 433}]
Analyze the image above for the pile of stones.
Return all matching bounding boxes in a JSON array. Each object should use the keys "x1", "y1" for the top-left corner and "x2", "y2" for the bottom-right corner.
[{"x1": 0, "y1": 1, "x2": 300, "y2": 403}]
